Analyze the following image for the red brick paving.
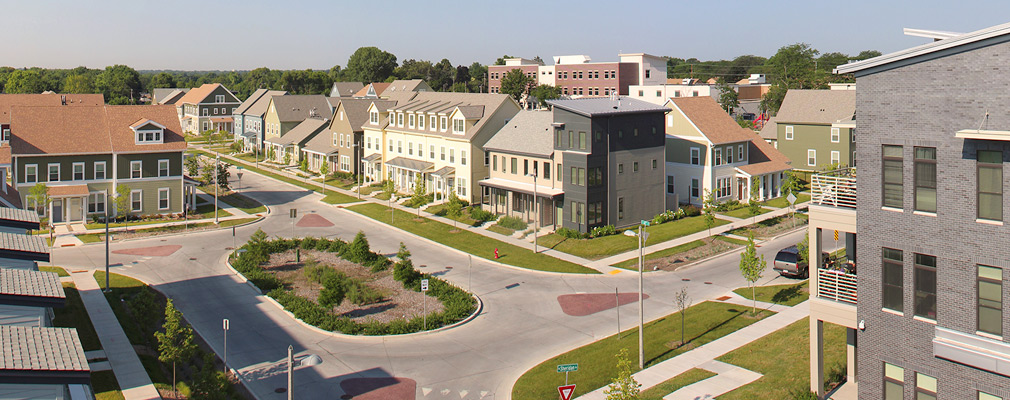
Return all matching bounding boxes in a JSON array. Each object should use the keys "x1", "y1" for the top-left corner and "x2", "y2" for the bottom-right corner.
[
  {"x1": 339, "y1": 378, "x2": 416, "y2": 399},
  {"x1": 557, "y1": 293, "x2": 651, "y2": 317},
  {"x1": 296, "y1": 213, "x2": 334, "y2": 227},
  {"x1": 111, "y1": 245, "x2": 182, "y2": 257}
]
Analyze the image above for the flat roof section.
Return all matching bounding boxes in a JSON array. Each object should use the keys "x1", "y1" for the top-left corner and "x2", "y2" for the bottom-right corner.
[{"x1": 0, "y1": 326, "x2": 90, "y2": 385}]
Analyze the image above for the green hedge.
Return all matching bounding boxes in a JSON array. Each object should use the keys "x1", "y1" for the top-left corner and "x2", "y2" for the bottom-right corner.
[{"x1": 232, "y1": 230, "x2": 476, "y2": 335}]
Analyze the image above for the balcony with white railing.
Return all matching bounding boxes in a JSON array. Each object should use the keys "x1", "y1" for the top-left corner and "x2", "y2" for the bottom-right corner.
[
  {"x1": 811, "y1": 168, "x2": 856, "y2": 209},
  {"x1": 816, "y1": 266, "x2": 857, "y2": 305}
]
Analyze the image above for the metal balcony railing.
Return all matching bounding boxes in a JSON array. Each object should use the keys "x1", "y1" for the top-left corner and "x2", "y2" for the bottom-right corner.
[
  {"x1": 811, "y1": 168, "x2": 857, "y2": 209},
  {"x1": 817, "y1": 267, "x2": 858, "y2": 305}
]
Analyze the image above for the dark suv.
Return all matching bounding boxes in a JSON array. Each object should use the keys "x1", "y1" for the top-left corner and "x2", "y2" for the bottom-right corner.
[{"x1": 774, "y1": 245, "x2": 816, "y2": 278}]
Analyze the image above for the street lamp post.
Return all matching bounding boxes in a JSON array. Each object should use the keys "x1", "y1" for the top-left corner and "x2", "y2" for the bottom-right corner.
[
  {"x1": 104, "y1": 194, "x2": 110, "y2": 293},
  {"x1": 525, "y1": 172, "x2": 538, "y2": 253},
  {"x1": 638, "y1": 223, "x2": 644, "y2": 370},
  {"x1": 214, "y1": 154, "x2": 220, "y2": 225},
  {"x1": 355, "y1": 143, "x2": 362, "y2": 200},
  {"x1": 287, "y1": 345, "x2": 293, "y2": 400},
  {"x1": 222, "y1": 319, "x2": 229, "y2": 374}
]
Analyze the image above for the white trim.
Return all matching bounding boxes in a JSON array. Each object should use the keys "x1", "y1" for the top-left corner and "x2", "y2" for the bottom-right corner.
[
  {"x1": 71, "y1": 162, "x2": 85, "y2": 181},
  {"x1": 130, "y1": 160, "x2": 143, "y2": 179},
  {"x1": 785, "y1": 126, "x2": 794, "y2": 140},
  {"x1": 158, "y1": 159, "x2": 170, "y2": 177},
  {"x1": 130, "y1": 189, "x2": 143, "y2": 212},
  {"x1": 913, "y1": 210, "x2": 938, "y2": 217},
  {"x1": 913, "y1": 315, "x2": 938, "y2": 325},
  {"x1": 835, "y1": 22, "x2": 1010, "y2": 74},
  {"x1": 807, "y1": 149, "x2": 816, "y2": 166},
  {"x1": 881, "y1": 308, "x2": 904, "y2": 316},
  {"x1": 830, "y1": 127, "x2": 840, "y2": 143},
  {"x1": 158, "y1": 187, "x2": 170, "y2": 210},
  {"x1": 94, "y1": 161, "x2": 106, "y2": 180},
  {"x1": 976, "y1": 331, "x2": 1004, "y2": 341},
  {"x1": 976, "y1": 218, "x2": 1004, "y2": 226},
  {"x1": 881, "y1": 206, "x2": 904, "y2": 213},
  {"x1": 830, "y1": 150, "x2": 840, "y2": 165},
  {"x1": 47, "y1": 163, "x2": 60, "y2": 182},
  {"x1": 24, "y1": 163, "x2": 37, "y2": 183}
]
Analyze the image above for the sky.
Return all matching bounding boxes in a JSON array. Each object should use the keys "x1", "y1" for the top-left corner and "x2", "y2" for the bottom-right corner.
[{"x1": 3, "y1": 0, "x2": 1010, "y2": 71}]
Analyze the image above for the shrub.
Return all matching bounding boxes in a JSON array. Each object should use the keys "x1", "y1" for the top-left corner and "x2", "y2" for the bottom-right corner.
[
  {"x1": 342, "y1": 231, "x2": 371, "y2": 263},
  {"x1": 681, "y1": 204, "x2": 702, "y2": 217},
  {"x1": 345, "y1": 281, "x2": 384, "y2": 305},
  {"x1": 497, "y1": 215, "x2": 527, "y2": 230},
  {"x1": 590, "y1": 225, "x2": 617, "y2": 238},
  {"x1": 556, "y1": 227, "x2": 589, "y2": 239},
  {"x1": 715, "y1": 199, "x2": 746, "y2": 212},
  {"x1": 300, "y1": 237, "x2": 318, "y2": 249},
  {"x1": 468, "y1": 207, "x2": 497, "y2": 223}
]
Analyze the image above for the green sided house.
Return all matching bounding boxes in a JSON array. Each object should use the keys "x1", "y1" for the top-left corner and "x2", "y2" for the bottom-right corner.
[
  {"x1": 771, "y1": 89, "x2": 856, "y2": 172},
  {"x1": 9, "y1": 104, "x2": 190, "y2": 227},
  {"x1": 176, "y1": 83, "x2": 241, "y2": 134}
]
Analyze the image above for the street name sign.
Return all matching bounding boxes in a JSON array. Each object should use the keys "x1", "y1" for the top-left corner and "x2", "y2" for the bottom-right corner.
[{"x1": 557, "y1": 363, "x2": 578, "y2": 373}]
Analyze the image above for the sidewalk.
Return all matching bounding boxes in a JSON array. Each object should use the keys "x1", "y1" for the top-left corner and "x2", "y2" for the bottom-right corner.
[
  {"x1": 577, "y1": 299, "x2": 810, "y2": 399},
  {"x1": 70, "y1": 271, "x2": 161, "y2": 400}
]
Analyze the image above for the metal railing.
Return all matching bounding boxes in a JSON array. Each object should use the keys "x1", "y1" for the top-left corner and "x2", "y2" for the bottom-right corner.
[
  {"x1": 811, "y1": 168, "x2": 857, "y2": 209},
  {"x1": 817, "y1": 267, "x2": 858, "y2": 305}
]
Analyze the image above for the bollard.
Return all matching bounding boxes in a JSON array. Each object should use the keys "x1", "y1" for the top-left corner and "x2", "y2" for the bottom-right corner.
[{"x1": 296, "y1": 248, "x2": 301, "y2": 263}]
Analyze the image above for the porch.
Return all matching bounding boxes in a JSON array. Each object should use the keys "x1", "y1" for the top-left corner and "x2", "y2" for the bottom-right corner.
[
  {"x1": 479, "y1": 177, "x2": 563, "y2": 228},
  {"x1": 385, "y1": 157, "x2": 434, "y2": 193},
  {"x1": 47, "y1": 185, "x2": 89, "y2": 225},
  {"x1": 361, "y1": 153, "x2": 382, "y2": 185}
]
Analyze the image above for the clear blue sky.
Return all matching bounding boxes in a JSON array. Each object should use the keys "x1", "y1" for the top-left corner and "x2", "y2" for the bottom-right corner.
[{"x1": 3, "y1": 0, "x2": 1009, "y2": 71}]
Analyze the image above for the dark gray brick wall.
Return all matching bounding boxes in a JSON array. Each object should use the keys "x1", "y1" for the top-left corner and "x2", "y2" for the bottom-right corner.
[{"x1": 857, "y1": 40, "x2": 1010, "y2": 398}]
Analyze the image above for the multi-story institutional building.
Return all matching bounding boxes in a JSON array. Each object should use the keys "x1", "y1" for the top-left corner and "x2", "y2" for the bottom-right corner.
[
  {"x1": 232, "y1": 89, "x2": 287, "y2": 152},
  {"x1": 9, "y1": 105, "x2": 190, "y2": 226},
  {"x1": 175, "y1": 83, "x2": 241, "y2": 134},
  {"x1": 488, "y1": 53, "x2": 666, "y2": 98},
  {"x1": 803, "y1": 22, "x2": 1010, "y2": 400},
  {"x1": 360, "y1": 92, "x2": 521, "y2": 204},
  {"x1": 480, "y1": 97, "x2": 670, "y2": 233},
  {"x1": 767, "y1": 89, "x2": 856, "y2": 172}
]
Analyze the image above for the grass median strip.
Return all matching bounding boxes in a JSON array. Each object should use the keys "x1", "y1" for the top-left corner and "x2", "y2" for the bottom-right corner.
[
  {"x1": 537, "y1": 215, "x2": 730, "y2": 260},
  {"x1": 194, "y1": 149, "x2": 361, "y2": 204},
  {"x1": 640, "y1": 368, "x2": 718, "y2": 400},
  {"x1": 347, "y1": 203, "x2": 597, "y2": 274},
  {"x1": 763, "y1": 193, "x2": 810, "y2": 209},
  {"x1": 512, "y1": 301, "x2": 774, "y2": 399},
  {"x1": 40, "y1": 266, "x2": 69, "y2": 277},
  {"x1": 719, "y1": 207, "x2": 772, "y2": 219},
  {"x1": 733, "y1": 281, "x2": 809, "y2": 307}
]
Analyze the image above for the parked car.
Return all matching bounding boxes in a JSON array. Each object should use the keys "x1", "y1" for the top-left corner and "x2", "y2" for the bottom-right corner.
[{"x1": 773, "y1": 245, "x2": 828, "y2": 278}]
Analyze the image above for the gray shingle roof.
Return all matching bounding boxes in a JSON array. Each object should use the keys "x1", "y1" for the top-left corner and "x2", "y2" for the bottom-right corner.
[
  {"x1": 330, "y1": 82, "x2": 364, "y2": 97},
  {"x1": 385, "y1": 157, "x2": 433, "y2": 172},
  {"x1": 152, "y1": 88, "x2": 189, "y2": 104},
  {"x1": 266, "y1": 117, "x2": 329, "y2": 146},
  {"x1": 548, "y1": 97, "x2": 670, "y2": 117},
  {"x1": 0, "y1": 268, "x2": 63, "y2": 300},
  {"x1": 233, "y1": 88, "x2": 268, "y2": 115},
  {"x1": 271, "y1": 95, "x2": 333, "y2": 123},
  {"x1": 245, "y1": 90, "x2": 287, "y2": 117},
  {"x1": 0, "y1": 326, "x2": 89, "y2": 377},
  {"x1": 0, "y1": 208, "x2": 40, "y2": 230},
  {"x1": 301, "y1": 129, "x2": 338, "y2": 155},
  {"x1": 484, "y1": 110, "x2": 555, "y2": 157},
  {"x1": 773, "y1": 90, "x2": 855, "y2": 125},
  {"x1": 0, "y1": 232, "x2": 48, "y2": 258}
]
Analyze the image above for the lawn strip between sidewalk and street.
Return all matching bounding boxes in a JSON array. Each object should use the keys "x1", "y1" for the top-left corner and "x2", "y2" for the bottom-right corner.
[
  {"x1": 719, "y1": 207, "x2": 772, "y2": 219},
  {"x1": 193, "y1": 149, "x2": 361, "y2": 204},
  {"x1": 76, "y1": 217, "x2": 259, "y2": 243},
  {"x1": 346, "y1": 203, "x2": 597, "y2": 274},
  {"x1": 610, "y1": 236, "x2": 747, "y2": 271},
  {"x1": 763, "y1": 193, "x2": 810, "y2": 209},
  {"x1": 511, "y1": 301, "x2": 774, "y2": 399},
  {"x1": 733, "y1": 281, "x2": 809, "y2": 307},
  {"x1": 537, "y1": 215, "x2": 731, "y2": 260}
]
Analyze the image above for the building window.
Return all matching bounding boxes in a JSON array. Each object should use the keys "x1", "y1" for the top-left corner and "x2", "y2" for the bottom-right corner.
[
  {"x1": 633, "y1": 162, "x2": 639, "y2": 172},
  {"x1": 717, "y1": 177, "x2": 732, "y2": 198},
  {"x1": 492, "y1": 154, "x2": 497, "y2": 171},
  {"x1": 980, "y1": 392, "x2": 1004, "y2": 400},
  {"x1": 831, "y1": 151, "x2": 840, "y2": 165},
  {"x1": 978, "y1": 150, "x2": 1002, "y2": 221},
  {"x1": 429, "y1": 145, "x2": 435, "y2": 159},
  {"x1": 442, "y1": 147, "x2": 446, "y2": 161},
  {"x1": 690, "y1": 148, "x2": 700, "y2": 165},
  {"x1": 667, "y1": 176, "x2": 675, "y2": 194},
  {"x1": 691, "y1": 178, "x2": 699, "y2": 198},
  {"x1": 618, "y1": 164, "x2": 624, "y2": 174},
  {"x1": 449, "y1": 149, "x2": 455, "y2": 163},
  {"x1": 557, "y1": 163, "x2": 562, "y2": 182},
  {"x1": 914, "y1": 147, "x2": 937, "y2": 213},
  {"x1": 396, "y1": 113, "x2": 403, "y2": 127},
  {"x1": 831, "y1": 127, "x2": 840, "y2": 143},
  {"x1": 94, "y1": 162, "x2": 106, "y2": 180},
  {"x1": 727, "y1": 147, "x2": 734, "y2": 163},
  {"x1": 978, "y1": 265, "x2": 1002, "y2": 337},
  {"x1": 215, "y1": 95, "x2": 225, "y2": 103},
  {"x1": 511, "y1": 158, "x2": 518, "y2": 174},
  {"x1": 397, "y1": 141, "x2": 402, "y2": 153},
  {"x1": 25, "y1": 164, "x2": 37, "y2": 183},
  {"x1": 638, "y1": 90, "x2": 644, "y2": 97},
  {"x1": 158, "y1": 188, "x2": 170, "y2": 210},
  {"x1": 370, "y1": 111, "x2": 378, "y2": 124},
  {"x1": 440, "y1": 117, "x2": 448, "y2": 131},
  {"x1": 544, "y1": 161, "x2": 550, "y2": 180},
  {"x1": 884, "y1": 363, "x2": 904, "y2": 400},
  {"x1": 568, "y1": 130, "x2": 574, "y2": 148},
  {"x1": 652, "y1": 159, "x2": 657, "y2": 169},
  {"x1": 72, "y1": 162, "x2": 85, "y2": 181},
  {"x1": 523, "y1": 159, "x2": 529, "y2": 176},
  {"x1": 882, "y1": 248, "x2": 904, "y2": 312},
  {"x1": 915, "y1": 373, "x2": 936, "y2": 400},
  {"x1": 130, "y1": 190, "x2": 142, "y2": 212},
  {"x1": 48, "y1": 163, "x2": 60, "y2": 182},
  {"x1": 579, "y1": 131, "x2": 586, "y2": 150},
  {"x1": 587, "y1": 202, "x2": 603, "y2": 225},
  {"x1": 785, "y1": 126, "x2": 794, "y2": 140},
  {"x1": 430, "y1": 116, "x2": 437, "y2": 131},
  {"x1": 570, "y1": 201, "x2": 577, "y2": 223},
  {"x1": 88, "y1": 192, "x2": 106, "y2": 214},
  {"x1": 806, "y1": 149, "x2": 816, "y2": 167},
  {"x1": 738, "y1": 145, "x2": 744, "y2": 161},
  {"x1": 484, "y1": 151, "x2": 489, "y2": 166},
  {"x1": 883, "y1": 145, "x2": 903, "y2": 208},
  {"x1": 131, "y1": 161, "x2": 142, "y2": 179},
  {"x1": 588, "y1": 167, "x2": 602, "y2": 186},
  {"x1": 408, "y1": 114, "x2": 415, "y2": 129},
  {"x1": 618, "y1": 197, "x2": 624, "y2": 220},
  {"x1": 389, "y1": 139, "x2": 393, "y2": 152},
  {"x1": 914, "y1": 253, "x2": 937, "y2": 320},
  {"x1": 714, "y1": 148, "x2": 722, "y2": 165},
  {"x1": 158, "y1": 159, "x2": 169, "y2": 177},
  {"x1": 408, "y1": 142, "x2": 413, "y2": 156},
  {"x1": 462, "y1": 150, "x2": 467, "y2": 166}
]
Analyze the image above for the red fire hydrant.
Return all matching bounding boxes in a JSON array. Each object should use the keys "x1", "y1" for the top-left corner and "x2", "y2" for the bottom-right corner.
[{"x1": 494, "y1": 248, "x2": 499, "y2": 259}]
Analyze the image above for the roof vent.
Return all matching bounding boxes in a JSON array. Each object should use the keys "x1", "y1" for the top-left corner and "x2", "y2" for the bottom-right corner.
[{"x1": 60, "y1": 95, "x2": 66, "y2": 106}]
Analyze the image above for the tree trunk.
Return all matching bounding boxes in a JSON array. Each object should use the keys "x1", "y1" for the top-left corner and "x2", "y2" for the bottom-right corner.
[
  {"x1": 681, "y1": 312, "x2": 686, "y2": 345},
  {"x1": 752, "y1": 285, "x2": 757, "y2": 316},
  {"x1": 173, "y1": 361, "x2": 177, "y2": 397}
]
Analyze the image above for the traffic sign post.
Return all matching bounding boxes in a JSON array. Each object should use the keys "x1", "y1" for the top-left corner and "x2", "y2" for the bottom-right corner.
[
  {"x1": 558, "y1": 384, "x2": 576, "y2": 400},
  {"x1": 222, "y1": 319, "x2": 230, "y2": 373},
  {"x1": 421, "y1": 279, "x2": 429, "y2": 330},
  {"x1": 557, "y1": 363, "x2": 578, "y2": 385},
  {"x1": 787, "y1": 193, "x2": 797, "y2": 228},
  {"x1": 236, "y1": 169, "x2": 244, "y2": 193},
  {"x1": 290, "y1": 208, "x2": 297, "y2": 238}
]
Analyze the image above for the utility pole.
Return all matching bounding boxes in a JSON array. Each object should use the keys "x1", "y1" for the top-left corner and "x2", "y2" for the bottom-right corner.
[
  {"x1": 214, "y1": 154, "x2": 220, "y2": 225},
  {"x1": 104, "y1": 195, "x2": 109, "y2": 293},
  {"x1": 638, "y1": 223, "x2": 645, "y2": 370}
]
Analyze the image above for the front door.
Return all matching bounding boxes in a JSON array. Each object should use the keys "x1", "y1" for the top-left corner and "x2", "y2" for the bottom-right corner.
[
  {"x1": 68, "y1": 198, "x2": 83, "y2": 223},
  {"x1": 738, "y1": 179, "x2": 746, "y2": 201},
  {"x1": 52, "y1": 199, "x2": 63, "y2": 223}
]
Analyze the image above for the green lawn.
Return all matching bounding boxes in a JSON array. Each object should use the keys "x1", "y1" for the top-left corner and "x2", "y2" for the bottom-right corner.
[
  {"x1": 314, "y1": 176, "x2": 357, "y2": 189},
  {"x1": 512, "y1": 301, "x2": 773, "y2": 399},
  {"x1": 40, "y1": 266, "x2": 69, "y2": 277},
  {"x1": 374, "y1": 191, "x2": 392, "y2": 200},
  {"x1": 358, "y1": 185, "x2": 383, "y2": 195},
  {"x1": 717, "y1": 317, "x2": 847, "y2": 399},
  {"x1": 640, "y1": 368, "x2": 718, "y2": 400},
  {"x1": 77, "y1": 217, "x2": 259, "y2": 242},
  {"x1": 734, "y1": 281, "x2": 809, "y2": 307},
  {"x1": 538, "y1": 216, "x2": 731, "y2": 260},
  {"x1": 220, "y1": 191, "x2": 267, "y2": 214},
  {"x1": 52, "y1": 283, "x2": 102, "y2": 351},
  {"x1": 425, "y1": 203, "x2": 480, "y2": 227},
  {"x1": 611, "y1": 240, "x2": 706, "y2": 270},
  {"x1": 321, "y1": 191, "x2": 362, "y2": 204},
  {"x1": 348, "y1": 203, "x2": 596, "y2": 274},
  {"x1": 233, "y1": 152, "x2": 266, "y2": 164},
  {"x1": 194, "y1": 202, "x2": 233, "y2": 219},
  {"x1": 763, "y1": 193, "x2": 811, "y2": 209},
  {"x1": 92, "y1": 370, "x2": 125, "y2": 400},
  {"x1": 85, "y1": 218, "x2": 178, "y2": 231},
  {"x1": 77, "y1": 234, "x2": 104, "y2": 243},
  {"x1": 193, "y1": 149, "x2": 333, "y2": 195},
  {"x1": 486, "y1": 224, "x2": 515, "y2": 236},
  {"x1": 720, "y1": 206, "x2": 772, "y2": 219}
]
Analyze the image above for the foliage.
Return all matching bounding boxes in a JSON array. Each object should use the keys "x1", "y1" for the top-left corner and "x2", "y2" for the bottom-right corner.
[
  {"x1": 702, "y1": 190, "x2": 717, "y2": 236},
  {"x1": 148, "y1": 72, "x2": 177, "y2": 89},
  {"x1": 344, "y1": 46, "x2": 398, "y2": 83},
  {"x1": 282, "y1": 151, "x2": 291, "y2": 165},
  {"x1": 5, "y1": 69, "x2": 46, "y2": 94},
  {"x1": 27, "y1": 183, "x2": 50, "y2": 220},
  {"x1": 411, "y1": 173, "x2": 427, "y2": 214},
  {"x1": 299, "y1": 158, "x2": 309, "y2": 172},
  {"x1": 318, "y1": 159, "x2": 329, "y2": 177},
  {"x1": 114, "y1": 184, "x2": 131, "y2": 219},
  {"x1": 444, "y1": 192, "x2": 464, "y2": 228},
  {"x1": 95, "y1": 65, "x2": 142, "y2": 104},
  {"x1": 529, "y1": 84, "x2": 561, "y2": 108},
  {"x1": 127, "y1": 288, "x2": 158, "y2": 336},
  {"x1": 62, "y1": 74, "x2": 94, "y2": 94},
  {"x1": 748, "y1": 179, "x2": 762, "y2": 217},
  {"x1": 717, "y1": 82, "x2": 739, "y2": 113},
  {"x1": 497, "y1": 215, "x2": 527, "y2": 231},
  {"x1": 500, "y1": 68, "x2": 534, "y2": 104},
  {"x1": 651, "y1": 209, "x2": 687, "y2": 225},
  {"x1": 797, "y1": 232, "x2": 809, "y2": 265},
  {"x1": 738, "y1": 233, "x2": 766, "y2": 315},
  {"x1": 154, "y1": 299, "x2": 197, "y2": 395},
  {"x1": 343, "y1": 232, "x2": 373, "y2": 265},
  {"x1": 604, "y1": 348, "x2": 641, "y2": 400},
  {"x1": 556, "y1": 227, "x2": 590, "y2": 240},
  {"x1": 680, "y1": 204, "x2": 701, "y2": 217},
  {"x1": 675, "y1": 287, "x2": 692, "y2": 347},
  {"x1": 184, "y1": 155, "x2": 198, "y2": 178},
  {"x1": 382, "y1": 179, "x2": 395, "y2": 196},
  {"x1": 468, "y1": 207, "x2": 496, "y2": 223},
  {"x1": 781, "y1": 171, "x2": 805, "y2": 196},
  {"x1": 591, "y1": 225, "x2": 617, "y2": 238},
  {"x1": 189, "y1": 353, "x2": 228, "y2": 400}
]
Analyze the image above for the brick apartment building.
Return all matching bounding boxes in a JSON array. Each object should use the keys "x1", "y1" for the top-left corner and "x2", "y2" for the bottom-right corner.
[{"x1": 488, "y1": 53, "x2": 666, "y2": 98}]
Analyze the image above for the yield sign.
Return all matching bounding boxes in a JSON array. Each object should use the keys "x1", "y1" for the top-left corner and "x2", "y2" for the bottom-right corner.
[{"x1": 558, "y1": 384, "x2": 576, "y2": 400}]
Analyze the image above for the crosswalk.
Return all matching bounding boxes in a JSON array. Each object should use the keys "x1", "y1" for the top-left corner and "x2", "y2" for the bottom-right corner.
[{"x1": 419, "y1": 387, "x2": 493, "y2": 399}]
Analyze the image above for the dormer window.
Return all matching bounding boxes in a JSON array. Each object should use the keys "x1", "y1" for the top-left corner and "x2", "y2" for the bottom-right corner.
[
  {"x1": 440, "y1": 116, "x2": 448, "y2": 132},
  {"x1": 397, "y1": 113, "x2": 404, "y2": 127},
  {"x1": 419, "y1": 114, "x2": 425, "y2": 129},
  {"x1": 452, "y1": 119, "x2": 465, "y2": 134},
  {"x1": 408, "y1": 114, "x2": 415, "y2": 129},
  {"x1": 370, "y1": 111, "x2": 378, "y2": 124},
  {"x1": 131, "y1": 119, "x2": 166, "y2": 144}
]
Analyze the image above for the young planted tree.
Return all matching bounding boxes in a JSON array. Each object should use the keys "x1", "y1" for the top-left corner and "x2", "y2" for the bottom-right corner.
[
  {"x1": 702, "y1": 189, "x2": 717, "y2": 238},
  {"x1": 739, "y1": 233, "x2": 766, "y2": 316},
  {"x1": 445, "y1": 190, "x2": 464, "y2": 229},
  {"x1": 114, "y1": 184, "x2": 132, "y2": 231},
  {"x1": 299, "y1": 157, "x2": 309, "y2": 173},
  {"x1": 411, "y1": 173, "x2": 426, "y2": 216},
  {"x1": 185, "y1": 155, "x2": 200, "y2": 177},
  {"x1": 155, "y1": 299, "x2": 197, "y2": 397},
  {"x1": 675, "y1": 287, "x2": 692, "y2": 347},
  {"x1": 283, "y1": 151, "x2": 291, "y2": 166},
  {"x1": 319, "y1": 159, "x2": 330, "y2": 195},
  {"x1": 189, "y1": 353, "x2": 228, "y2": 400},
  {"x1": 748, "y1": 178, "x2": 762, "y2": 223},
  {"x1": 28, "y1": 183, "x2": 51, "y2": 227},
  {"x1": 604, "y1": 348, "x2": 642, "y2": 400}
]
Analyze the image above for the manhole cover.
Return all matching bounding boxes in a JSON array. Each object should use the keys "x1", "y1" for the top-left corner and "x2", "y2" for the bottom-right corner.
[
  {"x1": 704, "y1": 282, "x2": 713, "y2": 285},
  {"x1": 682, "y1": 278, "x2": 691, "y2": 281},
  {"x1": 189, "y1": 258, "x2": 197, "y2": 261},
  {"x1": 275, "y1": 388, "x2": 287, "y2": 393}
]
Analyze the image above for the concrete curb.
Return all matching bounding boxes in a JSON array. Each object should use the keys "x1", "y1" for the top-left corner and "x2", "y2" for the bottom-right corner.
[
  {"x1": 69, "y1": 215, "x2": 266, "y2": 246},
  {"x1": 223, "y1": 250, "x2": 485, "y2": 339}
]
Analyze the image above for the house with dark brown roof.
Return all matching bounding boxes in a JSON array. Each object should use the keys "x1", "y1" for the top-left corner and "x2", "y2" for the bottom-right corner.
[
  {"x1": 8, "y1": 104, "x2": 191, "y2": 227},
  {"x1": 664, "y1": 96, "x2": 791, "y2": 206},
  {"x1": 175, "y1": 83, "x2": 241, "y2": 134}
]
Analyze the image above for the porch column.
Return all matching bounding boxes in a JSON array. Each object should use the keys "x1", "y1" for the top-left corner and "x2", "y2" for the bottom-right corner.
[
  {"x1": 847, "y1": 327, "x2": 858, "y2": 384},
  {"x1": 81, "y1": 196, "x2": 86, "y2": 223},
  {"x1": 810, "y1": 317, "x2": 825, "y2": 398}
]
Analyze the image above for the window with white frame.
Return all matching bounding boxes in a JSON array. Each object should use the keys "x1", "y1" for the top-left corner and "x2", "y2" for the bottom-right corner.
[
  {"x1": 441, "y1": 147, "x2": 446, "y2": 161},
  {"x1": 430, "y1": 145, "x2": 435, "y2": 159},
  {"x1": 201, "y1": 108, "x2": 208, "y2": 116},
  {"x1": 831, "y1": 151, "x2": 840, "y2": 165},
  {"x1": 716, "y1": 177, "x2": 732, "y2": 198},
  {"x1": 807, "y1": 149, "x2": 817, "y2": 166},
  {"x1": 418, "y1": 114, "x2": 425, "y2": 129},
  {"x1": 397, "y1": 113, "x2": 403, "y2": 127},
  {"x1": 131, "y1": 161, "x2": 142, "y2": 179},
  {"x1": 690, "y1": 148, "x2": 700, "y2": 165},
  {"x1": 72, "y1": 162, "x2": 84, "y2": 181},
  {"x1": 48, "y1": 163, "x2": 60, "y2": 182},
  {"x1": 430, "y1": 116, "x2": 437, "y2": 131},
  {"x1": 461, "y1": 150, "x2": 467, "y2": 166},
  {"x1": 408, "y1": 142, "x2": 413, "y2": 156},
  {"x1": 449, "y1": 149, "x2": 455, "y2": 163},
  {"x1": 215, "y1": 95, "x2": 225, "y2": 103},
  {"x1": 714, "y1": 148, "x2": 723, "y2": 166},
  {"x1": 453, "y1": 119, "x2": 465, "y2": 134},
  {"x1": 214, "y1": 108, "x2": 219, "y2": 115},
  {"x1": 332, "y1": 133, "x2": 339, "y2": 146},
  {"x1": 25, "y1": 164, "x2": 37, "y2": 183},
  {"x1": 831, "y1": 127, "x2": 840, "y2": 143},
  {"x1": 738, "y1": 145, "x2": 744, "y2": 161},
  {"x1": 158, "y1": 188, "x2": 170, "y2": 210},
  {"x1": 339, "y1": 134, "x2": 344, "y2": 147},
  {"x1": 408, "y1": 114, "x2": 415, "y2": 129},
  {"x1": 458, "y1": 178, "x2": 466, "y2": 197},
  {"x1": 88, "y1": 191, "x2": 106, "y2": 214},
  {"x1": 852, "y1": 128, "x2": 856, "y2": 142},
  {"x1": 785, "y1": 126, "x2": 794, "y2": 140},
  {"x1": 130, "y1": 190, "x2": 142, "y2": 212},
  {"x1": 440, "y1": 117, "x2": 448, "y2": 131},
  {"x1": 158, "y1": 159, "x2": 169, "y2": 177},
  {"x1": 727, "y1": 147, "x2": 734, "y2": 163},
  {"x1": 340, "y1": 155, "x2": 351, "y2": 172}
]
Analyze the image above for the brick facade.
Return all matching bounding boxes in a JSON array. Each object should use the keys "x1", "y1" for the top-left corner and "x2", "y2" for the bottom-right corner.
[{"x1": 857, "y1": 39, "x2": 1010, "y2": 399}]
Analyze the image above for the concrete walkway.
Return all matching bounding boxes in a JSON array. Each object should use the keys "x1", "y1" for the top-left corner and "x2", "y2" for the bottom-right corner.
[
  {"x1": 577, "y1": 299, "x2": 810, "y2": 399},
  {"x1": 664, "y1": 360, "x2": 762, "y2": 400},
  {"x1": 194, "y1": 191, "x2": 252, "y2": 217},
  {"x1": 70, "y1": 271, "x2": 162, "y2": 400}
]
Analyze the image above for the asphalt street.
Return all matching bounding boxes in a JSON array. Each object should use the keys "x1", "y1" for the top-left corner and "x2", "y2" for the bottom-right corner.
[{"x1": 52, "y1": 166, "x2": 814, "y2": 400}]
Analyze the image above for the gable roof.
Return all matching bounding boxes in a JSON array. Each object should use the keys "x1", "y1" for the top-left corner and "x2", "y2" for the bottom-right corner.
[
  {"x1": 265, "y1": 117, "x2": 329, "y2": 146},
  {"x1": 329, "y1": 98, "x2": 376, "y2": 134},
  {"x1": 176, "y1": 83, "x2": 238, "y2": 105},
  {"x1": 836, "y1": 22, "x2": 1010, "y2": 75},
  {"x1": 759, "y1": 118, "x2": 778, "y2": 140},
  {"x1": 355, "y1": 82, "x2": 391, "y2": 98},
  {"x1": 152, "y1": 88, "x2": 189, "y2": 103},
  {"x1": 380, "y1": 79, "x2": 431, "y2": 96},
  {"x1": 0, "y1": 268, "x2": 64, "y2": 307},
  {"x1": 669, "y1": 97, "x2": 754, "y2": 145},
  {"x1": 549, "y1": 97, "x2": 669, "y2": 118},
  {"x1": 0, "y1": 94, "x2": 104, "y2": 124},
  {"x1": 269, "y1": 95, "x2": 332, "y2": 122},
  {"x1": 738, "y1": 136, "x2": 792, "y2": 176},
  {"x1": 10, "y1": 105, "x2": 186, "y2": 155},
  {"x1": 245, "y1": 90, "x2": 287, "y2": 117},
  {"x1": 330, "y1": 82, "x2": 364, "y2": 97},
  {"x1": 0, "y1": 325, "x2": 90, "y2": 383},
  {"x1": 233, "y1": 88, "x2": 269, "y2": 115},
  {"x1": 484, "y1": 110, "x2": 555, "y2": 157},
  {"x1": 157, "y1": 89, "x2": 188, "y2": 105},
  {"x1": 382, "y1": 92, "x2": 516, "y2": 140},
  {"x1": 773, "y1": 90, "x2": 855, "y2": 125}
]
